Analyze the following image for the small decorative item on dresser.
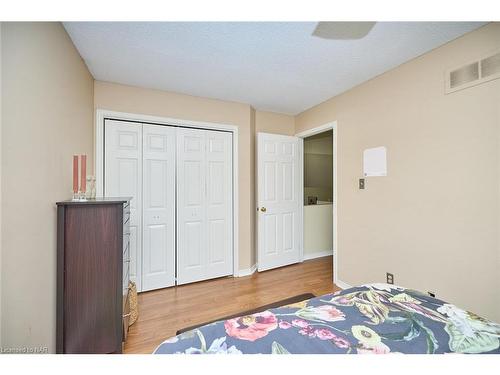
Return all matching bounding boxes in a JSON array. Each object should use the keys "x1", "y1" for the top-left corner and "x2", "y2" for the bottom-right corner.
[
  {"x1": 91, "y1": 176, "x2": 96, "y2": 199},
  {"x1": 85, "y1": 176, "x2": 92, "y2": 199},
  {"x1": 85, "y1": 176, "x2": 96, "y2": 200}
]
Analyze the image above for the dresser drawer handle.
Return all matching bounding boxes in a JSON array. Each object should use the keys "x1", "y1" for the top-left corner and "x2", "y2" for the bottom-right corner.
[
  {"x1": 123, "y1": 312, "x2": 131, "y2": 318},
  {"x1": 124, "y1": 258, "x2": 131, "y2": 263}
]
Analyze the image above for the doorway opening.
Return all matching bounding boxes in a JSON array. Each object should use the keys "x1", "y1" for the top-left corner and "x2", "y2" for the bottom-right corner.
[
  {"x1": 303, "y1": 130, "x2": 333, "y2": 260},
  {"x1": 295, "y1": 121, "x2": 338, "y2": 286}
]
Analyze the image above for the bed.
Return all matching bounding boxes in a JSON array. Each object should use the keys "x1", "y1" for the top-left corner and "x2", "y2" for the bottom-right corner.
[{"x1": 153, "y1": 284, "x2": 500, "y2": 354}]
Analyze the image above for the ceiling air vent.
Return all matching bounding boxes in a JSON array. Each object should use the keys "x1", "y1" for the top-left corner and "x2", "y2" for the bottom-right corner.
[{"x1": 445, "y1": 49, "x2": 500, "y2": 94}]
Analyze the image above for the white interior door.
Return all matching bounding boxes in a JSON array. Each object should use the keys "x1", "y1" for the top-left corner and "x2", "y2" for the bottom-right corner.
[
  {"x1": 142, "y1": 124, "x2": 176, "y2": 291},
  {"x1": 257, "y1": 132, "x2": 303, "y2": 271},
  {"x1": 176, "y1": 128, "x2": 233, "y2": 285},
  {"x1": 104, "y1": 119, "x2": 143, "y2": 291}
]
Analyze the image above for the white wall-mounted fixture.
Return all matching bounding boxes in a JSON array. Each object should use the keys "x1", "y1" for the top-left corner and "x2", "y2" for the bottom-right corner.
[{"x1": 363, "y1": 146, "x2": 387, "y2": 177}]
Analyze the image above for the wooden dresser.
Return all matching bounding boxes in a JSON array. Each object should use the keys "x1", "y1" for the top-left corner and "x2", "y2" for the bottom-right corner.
[{"x1": 56, "y1": 198, "x2": 131, "y2": 354}]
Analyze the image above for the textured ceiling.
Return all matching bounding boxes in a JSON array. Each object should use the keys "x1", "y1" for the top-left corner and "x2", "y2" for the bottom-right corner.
[{"x1": 64, "y1": 22, "x2": 485, "y2": 115}]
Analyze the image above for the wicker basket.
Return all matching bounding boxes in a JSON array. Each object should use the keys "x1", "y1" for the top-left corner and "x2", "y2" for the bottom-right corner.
[{"x1": 128, "y1": 281, "x2": 138, "y2": 326}]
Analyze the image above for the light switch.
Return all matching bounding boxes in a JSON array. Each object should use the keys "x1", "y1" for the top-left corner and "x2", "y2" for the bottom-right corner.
[{"x1": 359, "y1": 178, "x2": 365, "y2": 189}]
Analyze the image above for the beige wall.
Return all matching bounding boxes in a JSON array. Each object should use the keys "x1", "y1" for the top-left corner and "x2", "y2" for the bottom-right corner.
[
  {"x1": 303, "y1": 131, "x2": 333, "y2": 155},
  {"x1": 1, "y1": 23, "x2": 94, "y2": 351},
  {"x1": 255, "y1": 110, "x2": 295, "y2": 135},
  {"x1": 296, "y1": 23, "x2": 500, "y2": 322},
  {"x1": 94, "y1": 81, "x2": 256, "y2": 270}
]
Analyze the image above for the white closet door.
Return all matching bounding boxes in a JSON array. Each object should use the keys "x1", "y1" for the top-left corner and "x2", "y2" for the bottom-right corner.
[
  {"x1": 177, "y1": 128, "x2": 233, "y2": 285},
  {"x1": 142, "y1": 124, "x2": 176, "y2": 291},
  {"x1": 257, "y1": 132, "x2": 302, "y2": 272},
  {"x1": 205, "y1": 131, "x2": 233, "y2": 278},
  {"x1": 104, "y1": 119, "x2": 143, "y2": 291}
]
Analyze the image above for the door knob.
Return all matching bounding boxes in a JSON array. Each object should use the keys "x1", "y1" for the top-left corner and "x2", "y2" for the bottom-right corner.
[{"x1": 260, "y1": 207, "x2": 267, "y2": 212}]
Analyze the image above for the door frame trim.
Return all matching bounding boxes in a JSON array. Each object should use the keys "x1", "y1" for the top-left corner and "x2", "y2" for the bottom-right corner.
[
  {"x1": 295, "y1": 121, "x2": 338, "y2": 288},
  {"x1": 95, "y1": 109, "x2": 239, "y2": 278}
]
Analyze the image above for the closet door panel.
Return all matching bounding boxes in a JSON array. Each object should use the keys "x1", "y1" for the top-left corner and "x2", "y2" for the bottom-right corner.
[
  {"x1": 177, "y1": 128, "x2": 207, "y2": 284},
  {"x1": 104, "y1": 119, "x2": 143, "y2": 291},
  {"x1": 185, "y1": 222, "x2": 203, "y2": 267},
  {"x1": 182, "y1": 158, "x2": 205, "y2": 271},
  {"x1": 142, "y1": 124, "x2": 176, "y2": 291},
  {"x1": 206, "y1": 131, "x2": 233, "y2": 276},
  {"x1": 177, "y1": 128, "x2": 233, "y2": 285}
]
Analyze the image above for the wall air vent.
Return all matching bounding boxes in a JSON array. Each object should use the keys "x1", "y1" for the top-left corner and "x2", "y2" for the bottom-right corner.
[
  {"x1": 481, "y1": 52, "x2": 500, "y2": 78},
  {"x1": 445, "y1": 49, "x2": 500, "y2": 94},
  {"x1": 449, "y1": 62, "x2": 479, "y2": 88}
]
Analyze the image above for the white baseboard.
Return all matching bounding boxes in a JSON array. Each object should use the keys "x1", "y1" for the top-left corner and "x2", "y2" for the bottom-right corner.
[
  {"x1": 335, "y1": 278, "x2": 352, "y2": 290},
  {"x1": 303, "y1": 250, "x2": 333, "y2": 261},
  {"x1": 237, "y1": 263, "x2": 257, "y2": 277}
]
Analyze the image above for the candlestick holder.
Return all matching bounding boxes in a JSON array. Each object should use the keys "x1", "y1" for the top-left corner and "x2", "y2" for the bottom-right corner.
[
  {"x1": 72, "y1": 190, "x2": 87, "y2": 201},
  {"x1": 72, "y1": 154, "x2": 89, "y2": 201}
]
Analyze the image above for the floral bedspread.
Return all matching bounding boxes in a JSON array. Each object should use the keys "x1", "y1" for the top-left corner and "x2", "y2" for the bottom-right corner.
[{"x1": 153, "y1": 284, "x2": 500, "y2": 354}]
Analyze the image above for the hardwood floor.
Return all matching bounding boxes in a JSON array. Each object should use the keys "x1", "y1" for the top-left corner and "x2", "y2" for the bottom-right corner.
[{"x1": 123, "y1": 256, "x2": 338, "y2": 354}]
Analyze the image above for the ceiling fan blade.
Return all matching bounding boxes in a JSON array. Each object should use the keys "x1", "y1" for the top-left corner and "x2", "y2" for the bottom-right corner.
[{"x1": 312, "y1": 22, "x2": 376, "y2": 40}]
